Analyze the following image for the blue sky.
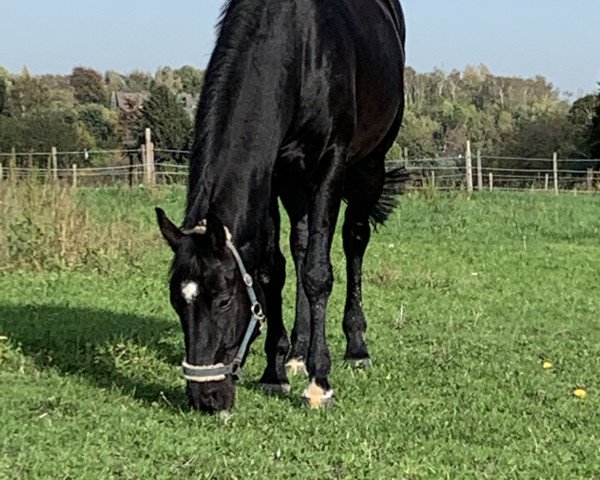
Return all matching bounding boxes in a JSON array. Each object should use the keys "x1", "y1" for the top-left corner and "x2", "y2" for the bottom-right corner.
[{"x1": 1, "y1": 0, "x2": 599, "y2": 97}]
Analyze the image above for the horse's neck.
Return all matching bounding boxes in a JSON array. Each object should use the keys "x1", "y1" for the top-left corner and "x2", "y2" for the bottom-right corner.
[{"x1": 184, "y1": 3, "x2": 295, "y2": 256}]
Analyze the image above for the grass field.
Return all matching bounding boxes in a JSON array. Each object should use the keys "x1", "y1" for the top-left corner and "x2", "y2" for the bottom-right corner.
[{"x1": 1, "y1": 185, "x2": 599, "y2": 479}]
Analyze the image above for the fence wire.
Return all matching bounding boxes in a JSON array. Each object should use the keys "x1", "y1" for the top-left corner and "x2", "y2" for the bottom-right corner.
[{"x1": 1, "y1": 148, "x2": 599, "y2": 193}]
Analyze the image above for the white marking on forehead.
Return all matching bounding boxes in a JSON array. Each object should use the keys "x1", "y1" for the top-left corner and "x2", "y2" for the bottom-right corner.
[{"x1": 181, "y1": 281, "x2": 199, "y2": 303}]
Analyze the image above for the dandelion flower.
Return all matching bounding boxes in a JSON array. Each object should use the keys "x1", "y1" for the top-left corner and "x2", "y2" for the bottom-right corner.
[{"x1": 574, "y1": 388, "x2": 587, "y2": 399}]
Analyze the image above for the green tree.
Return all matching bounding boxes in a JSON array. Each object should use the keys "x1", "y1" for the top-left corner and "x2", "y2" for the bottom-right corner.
[
  {"x1": 105, "y1": 70, "x2": 127, "y2": 94},
  {"x1": 175, "y1": 66, "x2": 204, "y2": 94},
  {"x1": 125, "y1": 70, "x2": 153, "y2": 92},
  {"x1": 0, "y1": 116, "x2": 20, "y2": 149},
  {"x1": 396, "y1": 110, "x2": 441, "y2": 158},
  {"x1": 78, "y1": 104, "x2": 119, "y2": 148},
  {"x1": 568, "y1": 93, "x2": 599, "y2": 158},
  {"x1": 504, "y1": 109, "x2": 575, "y2": 159},
  {"x1": 590, "y1": 91, "x2": 600, "y2": 159},
  {"x1": 154, "y1": 67, "x2": 183, "y2": 95},
  {"x1": 0, "y1": 81, "x2": 6, "y2": 115},
  {"x1": 40, "y1": 74, "x2": 77, "y2": 110},
  {"x1": 9, "y1": 67, "x2": 50, "y2": 115},
  {"x1": 0, "y1": 67, "x2": 10, "y2": 114},
  {"x1": 70, "y1": 67, "x2": 106, "y2": 105},
  {"x1": 0, "y1": 108, "x2": 87, "y2": 154},
  {"x1": 138, "y1": 84, "x2": 192, "y2": 161}
]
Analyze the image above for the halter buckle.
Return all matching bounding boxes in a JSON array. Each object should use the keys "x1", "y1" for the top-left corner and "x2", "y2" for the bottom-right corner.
[
  {"x1": 251, "y1": 301, "x2": 266, "y2": 324},
  {"x1": 230, "y1": 361, "x2": 243, "y2": 381}
]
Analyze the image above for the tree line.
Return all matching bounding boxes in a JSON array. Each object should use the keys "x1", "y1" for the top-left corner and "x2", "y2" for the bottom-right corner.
[
  {"x1": 0, "y1": 64, "x2": 598, "y2": 167},
  {"x1": 0, "y1": 65, "x2": 201, "y2": 166},
  {"x1": 398, "y1": 65, "x2": 599, "y2": 162}
]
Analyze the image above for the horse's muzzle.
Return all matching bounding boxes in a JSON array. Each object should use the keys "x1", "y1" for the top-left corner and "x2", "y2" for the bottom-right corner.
[{"x1": 187, "y1": 377, "x2": 236, "y2": 413}]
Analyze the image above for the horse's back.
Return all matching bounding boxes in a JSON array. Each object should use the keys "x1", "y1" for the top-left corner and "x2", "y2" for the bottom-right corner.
[{"x1": 301, "y1": 0, "x2": 406, "y2": 160}]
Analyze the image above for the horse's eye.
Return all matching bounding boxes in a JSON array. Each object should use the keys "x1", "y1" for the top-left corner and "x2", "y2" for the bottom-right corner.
[{"x1": 215, "y1": 297, "x2": 233, "y2": 311}]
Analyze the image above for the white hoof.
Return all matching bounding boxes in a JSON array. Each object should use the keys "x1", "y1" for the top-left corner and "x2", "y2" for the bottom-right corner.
[
  {"x1": 286, "y1": 358, "x2": 308, "y2": 377},
  {"x1": 302, "y1": 380, "x2": 334, "y2": 410}
]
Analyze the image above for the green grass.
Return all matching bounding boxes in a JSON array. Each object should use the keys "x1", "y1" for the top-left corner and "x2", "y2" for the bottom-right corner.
[{"x1": 1, "y1": 187, "x2": 599, "y2": 479}]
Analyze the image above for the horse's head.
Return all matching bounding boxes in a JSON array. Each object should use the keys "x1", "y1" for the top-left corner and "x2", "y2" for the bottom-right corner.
[{"x1": 155, "y1": 208, "x2": 260, "y2": 413}]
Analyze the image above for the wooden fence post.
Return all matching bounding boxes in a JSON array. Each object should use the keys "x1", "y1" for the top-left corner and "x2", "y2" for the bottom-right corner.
[
  {"x1": 430, "y1": 170, "x2": 435, "y2": 187},
  {"x1": 477, "y1": 149, "x2": 483, "y2": 191},
  {"x1": 9, "y1": 147, "x2": 17, "y2": 183},
  {"x1": 544, "y1": 173, "x2": 549, "y2": 191},
  {"x1": 465, "y1": 140, "x2": 473, "y2": 193},
  {"x1": 51, "y1": 146, "x2": 58, "y2": 183},
  {"x1": 587, "y1": 168, "x2": 594, "y2": 191},
  {"x1": 144, "y1": 128, "x2": 156, "y2": 187},
  {"x1": 28, "y1": 149, "x2": 34, "y2": 180},
  {"x1": 0, "y1": 163, "x2": 3, "y2": 183},
  {"x1": 72, "y1": 164, "x2": 78, "y2": 189},
  {"x1": 142, "y1": 139, "x2": 148, "y2": 185},
  {"x1": 552, "y1": 152, "x2": 559, "y2": 196},
  {"x1": 141, "y1": 144, "x2": 147, "y2": 176},
  {"x1": 489, "y1": 172, "x2": 494, "y2": 192}
]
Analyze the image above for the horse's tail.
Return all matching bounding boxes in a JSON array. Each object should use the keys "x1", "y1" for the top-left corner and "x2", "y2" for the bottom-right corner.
[{"x1": 369, "y1": 165, "x2": 411, "y2": 228}]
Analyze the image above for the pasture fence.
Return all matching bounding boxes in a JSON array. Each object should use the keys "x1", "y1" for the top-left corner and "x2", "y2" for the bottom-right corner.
[{"x1": 1, "y1": 137, "x2": 599, "y2": 195}]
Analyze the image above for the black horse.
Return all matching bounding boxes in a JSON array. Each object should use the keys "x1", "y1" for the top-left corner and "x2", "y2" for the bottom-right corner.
[{"x1": 156, "y1": 0, "x2": 407, "y2": 413}]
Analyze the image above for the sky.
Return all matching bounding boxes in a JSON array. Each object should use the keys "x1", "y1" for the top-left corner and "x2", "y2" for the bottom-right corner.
[{"x1": 1, "y1": 0, "x2": 599, "y2": 97}]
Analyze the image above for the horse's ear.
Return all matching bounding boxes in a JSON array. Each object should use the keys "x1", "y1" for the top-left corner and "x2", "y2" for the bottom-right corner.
[
  {"x1": 155, "y1": 207, "x2": 183, "y2": 252},
  {"x1": 205, "y1": 213, "x2": 226, "y2": 251}
]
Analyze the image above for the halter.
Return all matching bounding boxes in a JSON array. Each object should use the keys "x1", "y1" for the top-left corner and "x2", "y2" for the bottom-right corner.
[{"x1": 180, "y1": 225, "x2": 266, "y2": 383}]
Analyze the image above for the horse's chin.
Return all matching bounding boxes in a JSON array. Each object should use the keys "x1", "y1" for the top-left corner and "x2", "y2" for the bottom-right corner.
[{"x1": 187, "y1": 378, "x2": 236, "y2": 414}]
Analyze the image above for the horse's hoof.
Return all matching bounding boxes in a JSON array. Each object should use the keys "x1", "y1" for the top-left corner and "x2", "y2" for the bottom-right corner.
[
  {"x1": 258, "y1": 383, "x2": 291, "y2": 396},
  {"x1": 302, "y1": 381, "x2": 335, "y2": 410},
  {"x1": 286, "y1": 358, "x2": 308, "y2": 377},
  {"x1": 346, "y1": 357, "x2": 373, "y2": 370},
  {"x1": 217, "y1": 411, "x2": 233, "y2": 425},
  {"x1": 303, "y1": 395, "x2": 335, "y2": 410}
]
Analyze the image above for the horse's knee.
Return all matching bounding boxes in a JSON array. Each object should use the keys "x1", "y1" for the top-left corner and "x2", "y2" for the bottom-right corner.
[{"x1": 302, "y1": 259, "x2": 333, "y2": 302}]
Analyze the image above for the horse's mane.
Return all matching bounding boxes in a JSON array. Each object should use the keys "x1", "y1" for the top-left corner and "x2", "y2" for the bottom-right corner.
[
  {"x1": 185, "y1": 0, "x2": 267, "y2": 225},
  {"x1": 192, "y1": 0, "x2": 266, "y2": 159}
]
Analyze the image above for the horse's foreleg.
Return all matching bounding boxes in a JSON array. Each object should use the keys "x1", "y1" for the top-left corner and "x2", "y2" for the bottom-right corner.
[
  {"x1": 281, "y1": 190, "x2": 310, "y2": 377},
  {"x1": 301, "y1": 146, "x2": 346, "y2": 408},
  {"x1": 257, "y1": 199, "x2": 291, "y2": 396}
]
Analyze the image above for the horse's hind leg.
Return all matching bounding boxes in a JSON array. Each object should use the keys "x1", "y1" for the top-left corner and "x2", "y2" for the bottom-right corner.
[{"x1": 342, "y1": 158, "x2": 386, "y2": 368}]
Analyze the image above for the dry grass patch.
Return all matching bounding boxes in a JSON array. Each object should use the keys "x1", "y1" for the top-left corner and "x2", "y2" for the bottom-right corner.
[{"x1": 0, "y1": 179, "x2": 156, "y2": 273}]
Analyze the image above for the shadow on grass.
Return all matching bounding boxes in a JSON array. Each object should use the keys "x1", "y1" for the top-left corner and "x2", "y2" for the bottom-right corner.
[{"x1": 0, "y1": 304, "x2": 190, "y2": 410}]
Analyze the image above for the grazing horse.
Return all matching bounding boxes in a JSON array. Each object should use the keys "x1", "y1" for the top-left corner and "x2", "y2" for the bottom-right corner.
[{"x1": 155, "y1": 0, "x2": 407, "y2": 413}]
